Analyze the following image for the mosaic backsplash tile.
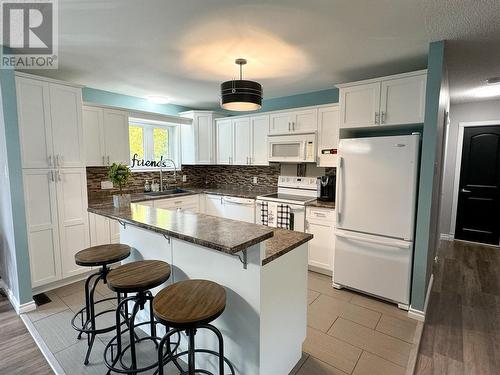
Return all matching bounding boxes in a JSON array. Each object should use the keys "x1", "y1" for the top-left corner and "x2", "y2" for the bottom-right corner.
[{"x1": 86, "y1": 164, "x2": 281, "y2": 201}]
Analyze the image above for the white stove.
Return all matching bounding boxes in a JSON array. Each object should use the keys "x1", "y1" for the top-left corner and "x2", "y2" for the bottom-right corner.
[{"x1": 256, "y1": 176, "x2": 318, "y2": 231}]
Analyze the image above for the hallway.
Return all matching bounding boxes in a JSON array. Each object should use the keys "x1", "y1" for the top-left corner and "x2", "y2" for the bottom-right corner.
[{"x1": 415, "y1": 240, "x2": 500, "y2": 374}]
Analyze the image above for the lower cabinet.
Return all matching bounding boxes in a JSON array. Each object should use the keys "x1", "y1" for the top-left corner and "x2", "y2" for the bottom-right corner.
[
  {"x1": 306, "y1": 207, "x2": 336, "y2": 275},
  {"x1": 88, "y1": 212, "x2": 120, "y2": 246}
]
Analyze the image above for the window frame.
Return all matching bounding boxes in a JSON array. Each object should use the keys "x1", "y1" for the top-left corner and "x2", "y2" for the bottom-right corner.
[{"x1": 128, "y1": 117, "x2": 180, "y2": 172}]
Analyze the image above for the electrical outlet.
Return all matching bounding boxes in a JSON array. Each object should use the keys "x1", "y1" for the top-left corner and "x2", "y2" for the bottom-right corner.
[
  {"x1": 101, "y1": 181, "x2": 113, "y2": 189},
  {"x1": 253, "y1": 177, "x2": 258, "y2": 184},
  {"x1": 182, "y1": 175, "x2": 187, "y2": 182}
]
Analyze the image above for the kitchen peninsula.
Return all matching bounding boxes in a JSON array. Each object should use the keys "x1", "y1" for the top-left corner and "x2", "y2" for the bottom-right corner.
[{"x1": 88, "y1": 202, "x2": 312, "y2": 374}]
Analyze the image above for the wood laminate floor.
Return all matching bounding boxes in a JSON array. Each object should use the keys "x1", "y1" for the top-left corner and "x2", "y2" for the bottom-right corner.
[
  {"x1": 414, "y1": 240, "x2": 500, "y2": 375},
  {"x1": 0, "y1": 289, "x2": 53, "y2": 374}
]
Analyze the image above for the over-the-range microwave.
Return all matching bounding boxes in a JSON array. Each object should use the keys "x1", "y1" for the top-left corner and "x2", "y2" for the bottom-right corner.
[{"x1": 268, "y1": 133, "x2": 316, "y2": 163}]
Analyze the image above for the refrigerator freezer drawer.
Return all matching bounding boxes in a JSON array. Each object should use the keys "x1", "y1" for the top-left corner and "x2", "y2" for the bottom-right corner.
[{"x1": 333, "y1": 230, "x2": 412, "y2": 305}]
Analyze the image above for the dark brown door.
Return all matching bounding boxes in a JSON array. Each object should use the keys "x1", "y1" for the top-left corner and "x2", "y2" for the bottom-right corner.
[{"x1": 455, "y1": 125, "x2": 500, "y2": 245}]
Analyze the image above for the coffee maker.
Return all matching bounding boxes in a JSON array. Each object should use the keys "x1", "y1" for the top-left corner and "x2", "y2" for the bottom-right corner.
[{"x1": 317, "y1": 175, "x2": 336, "y2": 202}]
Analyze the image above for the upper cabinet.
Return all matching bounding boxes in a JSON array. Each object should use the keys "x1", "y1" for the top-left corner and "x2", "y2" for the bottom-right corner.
[
  {"x1": 16, "y1": 76, "x2": 85, "y2": 169},
  {"x1": 180, "y1": 111, "x2": 222, "y2": 165},
  {"x1": 337, "y1": 70, "x2": 427, "y2": 128},
  {"x1": 215, "y1": 115, "x2": 270, "y2": 166},
  {"x1": 83, "y1": 105, "x2": 130, "y2": 166},
  {"x1": 317, "y1": 105, "x2": 340, "y2": 168},
  {"x1": 269, "y1": 108, "x2": 317, "y2": 135}
]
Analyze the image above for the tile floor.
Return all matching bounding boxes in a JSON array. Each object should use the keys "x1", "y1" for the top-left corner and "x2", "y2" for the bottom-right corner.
[{"x1": 24, "y1": 271, "x2": 418, "y2": 375}]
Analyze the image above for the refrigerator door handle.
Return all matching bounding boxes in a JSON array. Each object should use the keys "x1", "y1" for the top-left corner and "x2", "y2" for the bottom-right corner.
[
  {"x1": 335, "y1": 230, "x2": 411, "y2": 249},
  {"x1": 336, "y1": 156, "x2": 343, "y2": 223}
]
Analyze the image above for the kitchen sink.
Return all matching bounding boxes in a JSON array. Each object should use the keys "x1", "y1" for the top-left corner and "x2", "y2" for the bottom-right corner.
[{"x1": 144, "y1": 188, "x2": 190, "y2": 196}]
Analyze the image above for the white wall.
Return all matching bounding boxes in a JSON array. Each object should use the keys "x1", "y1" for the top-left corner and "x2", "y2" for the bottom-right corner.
[
  {"x1": 0, "y1": 87, "x2": 19, "y2": 302},
  {"x1": 440, "y1": 98, "x2": 500, "y2": 236}
]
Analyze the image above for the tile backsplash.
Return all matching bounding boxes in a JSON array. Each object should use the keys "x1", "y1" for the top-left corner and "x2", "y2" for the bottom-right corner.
[{"x1": 86, "y1": 164, "x2": 281, "y2": 201}]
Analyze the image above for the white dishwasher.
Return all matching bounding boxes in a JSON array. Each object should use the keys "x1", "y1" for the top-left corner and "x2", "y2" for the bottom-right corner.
[{"x1": 221, "y1": 196, "x2": 256, "y2": 223}]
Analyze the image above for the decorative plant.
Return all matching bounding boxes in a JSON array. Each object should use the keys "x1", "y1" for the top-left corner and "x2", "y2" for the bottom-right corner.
[{"x1": 107, "y1": 163, "x2": 131, "y2": 194}]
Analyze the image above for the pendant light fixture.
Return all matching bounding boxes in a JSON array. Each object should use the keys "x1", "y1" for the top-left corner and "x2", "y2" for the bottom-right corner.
[{"x1": 220, "y1": 58, "x2": 262, "y2": 111}]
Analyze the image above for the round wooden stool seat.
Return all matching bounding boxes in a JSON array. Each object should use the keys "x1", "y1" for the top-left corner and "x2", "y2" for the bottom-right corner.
[
  {"x1": 107, "y1": 260, "x2": 171, "y2": 293},
  {"x1": 153, "y1": 280, "x2": 226, "y2": 327},
  {"x1": 74, "y1": 244, "x2": 131, "y2": 267}
]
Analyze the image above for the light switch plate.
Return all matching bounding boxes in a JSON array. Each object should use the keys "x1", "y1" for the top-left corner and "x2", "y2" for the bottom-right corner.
[
  {"x1": 253, "y1": 177, "x2": 258, "y2": 184},
  {"x1": 182, "y1": 175, "x2": 187, "y2": 182},
  {"x1": 101, "y1": 181, "x2": 113, "y2": 189}
]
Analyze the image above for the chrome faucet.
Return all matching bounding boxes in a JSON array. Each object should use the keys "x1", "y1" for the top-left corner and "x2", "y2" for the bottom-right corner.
[{"x1": 159, "y1": 158, "x2": 177, "y2": 192}]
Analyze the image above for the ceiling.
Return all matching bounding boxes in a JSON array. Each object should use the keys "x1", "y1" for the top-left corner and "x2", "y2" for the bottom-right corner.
[{"x1": 27, "y1": 0, "x2": 500, "y2": 107}]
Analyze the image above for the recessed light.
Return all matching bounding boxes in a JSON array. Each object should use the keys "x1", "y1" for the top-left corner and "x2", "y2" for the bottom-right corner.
[{"x1": 146, "y1": 95, "x2": 170, "y2": 104}]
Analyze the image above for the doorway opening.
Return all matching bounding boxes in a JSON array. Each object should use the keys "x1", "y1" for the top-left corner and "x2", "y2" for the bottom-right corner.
[{"x1": 451, "y1": 121, "x2": 500, "y2": 245}]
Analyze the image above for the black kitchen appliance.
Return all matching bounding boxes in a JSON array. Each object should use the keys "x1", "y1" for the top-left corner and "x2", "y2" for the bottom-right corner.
[{"x1": 317, "y1": 175, "x2": 336, "y2": 202}]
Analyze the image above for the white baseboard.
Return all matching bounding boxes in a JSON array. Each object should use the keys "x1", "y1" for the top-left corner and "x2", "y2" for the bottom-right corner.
[
  {"x1": 408, "y1": 273, "x2": 434, "y2": 322},
  {"x1": 0, "y1": 279, "x2": 36, "y2": 314},
  {"x1": 32, "y1": 270, "x2": 93, "y2": 295},
  {"x1": 440, "y1": 233, "x2": 454, "y2": 241},
  {"x1": 20, "y1": 314, "x2": 66, "y2": 375}
]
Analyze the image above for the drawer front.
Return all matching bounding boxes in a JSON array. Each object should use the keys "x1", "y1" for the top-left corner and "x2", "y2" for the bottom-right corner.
[{"x1": 306, "y1": 207, "x2": 336, "y2": 223}]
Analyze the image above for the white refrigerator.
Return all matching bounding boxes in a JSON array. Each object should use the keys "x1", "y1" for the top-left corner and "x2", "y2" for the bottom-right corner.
[{"x1": 333, "y1": 134, "x2": 420, "y2": 308}]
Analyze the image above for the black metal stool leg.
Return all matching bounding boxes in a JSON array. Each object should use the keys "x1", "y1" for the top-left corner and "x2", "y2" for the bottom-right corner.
[
  {"x1": 128, "y1": 298, "x2": 141, "y2": 375},
  {"x1": 187, "y1": 328, "x2": 196, "y2": 375},
  {"x1": 84, "y1": 273, "x2": 104, "y2": 365}
]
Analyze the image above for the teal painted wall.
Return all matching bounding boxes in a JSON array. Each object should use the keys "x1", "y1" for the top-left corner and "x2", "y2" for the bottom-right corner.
[
  {"x1": 0, "y1": 65, "x2": 32, "y2": 304},
  {"x1": 411, "y1": 41, "x2": 447, "y2": 311},
  {"x1": 218, "y1": 88, "x2": 339, "y2": 115},
  {"x1": 82, "y1": 87, "x2": 192, "y2": 115}
]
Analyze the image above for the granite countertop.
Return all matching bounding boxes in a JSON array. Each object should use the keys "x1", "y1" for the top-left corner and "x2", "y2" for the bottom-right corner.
[
  {"x1": 88, "y1": 187, "x2": 276, "y2": 208},
  {"x1": 306, "y1": 200, "x2": 336, "y2": 209},
  {"x1": 88, "y1": 203, "x2": 312, "y2": 264},
  {"x1": 262, "y1": 229, "x2": 313, "y2": 265}
]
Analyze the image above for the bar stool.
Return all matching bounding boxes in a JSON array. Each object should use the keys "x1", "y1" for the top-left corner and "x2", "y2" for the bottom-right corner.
[
  {"x1": 103, "y1": 260, "x2": 179, "y2": 374},
  {"x1": 153, "y1": 279, "x2": 236, "y2": 375},
  {"x1": 72, "y1": 244, "x2": 131, "y2": 365}
]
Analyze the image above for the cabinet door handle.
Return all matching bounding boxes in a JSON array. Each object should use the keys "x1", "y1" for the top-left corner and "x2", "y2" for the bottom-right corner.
[
  {"x1": 107, "y1": 156, "x2": 110, "y2": 165},
  {"x1": 292, "y1": 121, "x2": 295, "y2": 131},
  {"x1": 48, "y1": 155, "x2": 53, "y2": 167},
  {"x1": 55, "y1": 154, "x2": 60, "y2": 167},
  {"x1": 49, "y1": 171, "x2": 54, "y2": 182},
  {"x1": 381, "y1": 111, "x2": 386, "y2": 124},
  {"x1": 102, "y1": 156, "x2": 105, "y2": 165},
  {"x1": 375, "y1": 112, "x2": 380, "y2": 124},
  {"x1": 56, "y1": 170, "x2": 62, "y2": 181},
  {"x1": 288, "y1": 122, "x2": 291, "y2": 131}
]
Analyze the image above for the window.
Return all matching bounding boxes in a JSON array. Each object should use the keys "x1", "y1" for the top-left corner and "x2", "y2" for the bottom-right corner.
[{"x1": 128, "y1": 118, "x2": 179, "y2": 171}]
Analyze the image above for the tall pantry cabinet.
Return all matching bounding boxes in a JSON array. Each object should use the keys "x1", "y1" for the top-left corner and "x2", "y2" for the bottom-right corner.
[{"x1": 16, "y1": 73, "x2": 90, "y2": 289}]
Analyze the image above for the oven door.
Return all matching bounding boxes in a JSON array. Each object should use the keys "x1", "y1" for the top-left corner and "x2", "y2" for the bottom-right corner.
[{"x1": 256, "y1": 200, "x2": 306, "y2": 232}]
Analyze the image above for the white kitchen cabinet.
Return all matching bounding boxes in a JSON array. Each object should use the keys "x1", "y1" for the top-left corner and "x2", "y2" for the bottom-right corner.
[
  {"x1": 250, "y1": 115, "x2": 269, "y2": 166},
  {"x1": 83, "y1": 105, "x2": 130, "y2": 166},
  {"x1": 49, "y1": 84, "x2": 85, "y2": 168},
  {"x1": 89, "y1": 213, "x2": 121, "y2": 246},
  {"x1": 22, "y1": 169, "x2": 62, "y2": 288},
  {"x1": 340, "y1": 82, "x2": 381, "y2": 128},
  {"x1": 180, "y1": 111, "x2": 222, "y2": 165},
  {"x1": 306, "y1": 207, "x2": 336, "y2": 275},
  {"x1": 317, "y1": 105, "x2": 340, "y2": 167},
  {"x1": 56, "y1": 169, "x2": 90, "y2": 278},
  {"x1": 337, "y1": 70, "x2": 427, "y2": 129},
  {"x1": 269, "y1": 112, "x2": 292, "y2": 135},
  {"x1": 216, "y1": 119, "x2": 233, "y2": 165},
  {"x1": 205, "y1": 194, "x2": 225, "y2": 217},
  {"x1": 16, "y1": 75, "x2": 85, "y2": 169},
  {"x1": 269, "y1": 109, "x2": 317, "y2": 135},
  {"x1": 233, "y1": 117, "x2": 251, "y2": 165},
  {"x1": 380, "y1": 74, "x2": 427, "y2": 125},
  {"x1": 23, "y1": 168, "x2": 90, "y2": 287},
  {"x1": 153, "y1": 195, "x2": 200, "y2": 213}
]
